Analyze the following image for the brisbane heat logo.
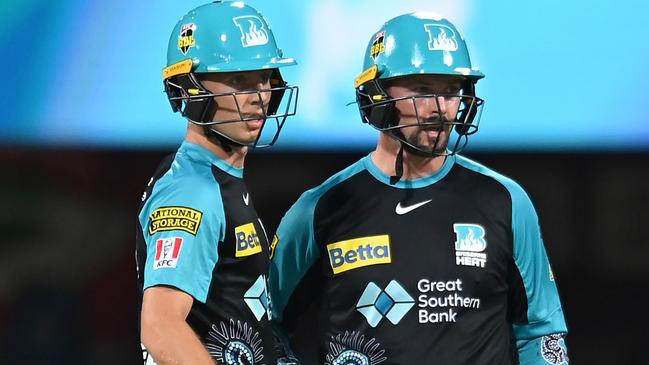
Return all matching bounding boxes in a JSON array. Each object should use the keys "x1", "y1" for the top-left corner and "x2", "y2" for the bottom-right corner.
[
  {"x1": 453, "y1": 223, "x2": 487, "y2": 268},
  {"x1": 232, "y1": 15, "x2": 269, "y2": 47}
]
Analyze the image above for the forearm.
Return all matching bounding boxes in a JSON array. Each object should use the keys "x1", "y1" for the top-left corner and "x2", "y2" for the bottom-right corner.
[{"x1": 142, "y1": 317, "x2": 216, "y2": 365}]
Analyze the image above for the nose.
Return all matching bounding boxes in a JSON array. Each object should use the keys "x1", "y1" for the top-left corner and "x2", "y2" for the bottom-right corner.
[
  {"x1": 416, "y1": 95, "x2": 447, "y2": 120},
  {"x1": 250, "y1": 80, "x2": 272, "y2": 109}
]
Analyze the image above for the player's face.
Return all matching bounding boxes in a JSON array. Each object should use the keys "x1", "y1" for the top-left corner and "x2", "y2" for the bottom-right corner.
[
  {"x1": 386, "y1": 75, "x2": 463, "y2": 154},
  {"x1": 199, "y1": 70, "x2": 273, "y2": 144}
]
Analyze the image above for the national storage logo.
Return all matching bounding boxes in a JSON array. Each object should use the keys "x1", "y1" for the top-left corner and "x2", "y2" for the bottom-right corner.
[
  {"x1": 149, "y1": 206, "x2": 202, "y2": 236},
  {"x1": 327, "y1": 235, "x2": 391, "y2": 274},
  {"x1": 235, "y1": 222, "x2": 262, "y2": 257}
]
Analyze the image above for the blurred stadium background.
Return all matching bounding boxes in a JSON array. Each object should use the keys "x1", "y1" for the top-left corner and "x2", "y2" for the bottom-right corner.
[{"x1": 1, "y1": 0, "x2": 648, "y2": 363}]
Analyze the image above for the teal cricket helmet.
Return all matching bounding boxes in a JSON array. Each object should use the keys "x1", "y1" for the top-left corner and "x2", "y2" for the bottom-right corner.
[
  {"x1": 165, "y1": 1, "x2": 296, "y2": 73},
  {"x1": 355, "y1": 12, "x2": 485, "y2": 157},
  {"x1": 359, "y1": 12, "x2": 484, "y2": 82},
  {"x1": 162, "y1": 1, "x2": 298, "y2": 147}
]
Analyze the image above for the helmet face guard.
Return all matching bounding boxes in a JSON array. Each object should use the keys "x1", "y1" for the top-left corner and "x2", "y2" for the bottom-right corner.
[
  {"x1": 355, "y1": 13, "x2": 485, "y2": 156},
  {"x1": 164, "y1": 68, "x2": 298, "y2": 147},
  {"x1": 163, "y1": 1, "x2": 298, "y2": 148},
  {"x1": 356, "y1": 75, "x2": 483, "y2": 155}
]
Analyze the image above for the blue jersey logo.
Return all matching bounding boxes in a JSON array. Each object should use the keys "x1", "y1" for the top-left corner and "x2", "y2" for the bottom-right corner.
[
  {"x1": 453, "y1": 223, "x2": 487, "y2": 252},
  {"x1": 356, "y1": 280, "x2": 414, "y2": 327}
]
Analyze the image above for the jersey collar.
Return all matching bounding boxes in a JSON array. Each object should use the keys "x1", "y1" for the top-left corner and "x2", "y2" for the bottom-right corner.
[
  {"x1": 178, "y1": 141, "x2": 244, "y2": 178},
  {"x1": 363, "y1": 152, "x2": 455, "y2": 189}
]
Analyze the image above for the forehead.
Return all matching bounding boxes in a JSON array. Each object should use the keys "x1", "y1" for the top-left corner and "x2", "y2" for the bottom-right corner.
[
  {"x1": 197, "y1": 69, "x2": 272, "y2": 82},
  {"x1": 384, "y1": 74, "x2": 464, "y2": 88}
]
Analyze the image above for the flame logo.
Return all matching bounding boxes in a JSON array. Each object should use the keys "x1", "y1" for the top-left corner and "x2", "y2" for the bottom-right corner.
[
  {"x1": 453, "y1": 224, "x2": 487, "y2": 252},
  {"x1": 424, "y1": 24, "x2": 459, "y2": 52},
  {"x1": 233, "y1": 16, "x2": 269, "y2": 48}
]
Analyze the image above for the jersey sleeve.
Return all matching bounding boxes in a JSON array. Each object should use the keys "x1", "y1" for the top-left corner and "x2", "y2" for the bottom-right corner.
[
  {"x1": 139, "y1": 175, "x2": 225, "y2": 303},
  {"x1": 508, "y1": 185, "x2": 569, "y2": 364},
  {"x1": 268, "y1": 190, "x2": 322, "y2": 323}
]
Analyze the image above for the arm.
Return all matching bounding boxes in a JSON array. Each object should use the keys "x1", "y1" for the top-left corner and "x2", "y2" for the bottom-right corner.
[
  {"x1": 141, "y1": 286, "x2": 216, "y2": 365},
  {"x1": 268, "y1": 191, "x2": 322, "y2": 363},
  {"x1": 507, "y1": 186, "x2": 569, "y2": 364}
]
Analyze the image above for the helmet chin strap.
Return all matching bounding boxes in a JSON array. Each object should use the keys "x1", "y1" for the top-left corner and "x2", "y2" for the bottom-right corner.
[
  {"x1": 388, "y1": 129, "x2": 446, "y2": 185},
  {"x1": 390, "y1": 143, "x2": 405, "y2": 185}
]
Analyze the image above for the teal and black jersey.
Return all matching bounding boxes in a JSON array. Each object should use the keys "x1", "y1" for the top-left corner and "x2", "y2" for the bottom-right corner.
[
  {"x1": 269, "y1": 153, "x2": 569, "y2": 365},
  {"x1": 136, "y1": 141, "x2": 275, "y2": 364}
]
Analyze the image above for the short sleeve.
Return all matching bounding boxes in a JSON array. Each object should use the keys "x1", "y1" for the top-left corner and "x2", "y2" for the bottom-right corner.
[{"x1": 139, "y1": 174, "x2": 225, "y2": 303}]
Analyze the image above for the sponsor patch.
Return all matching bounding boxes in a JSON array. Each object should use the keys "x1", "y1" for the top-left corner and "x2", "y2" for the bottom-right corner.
[
  {"x1": 153, "y1": 237, "x2": 184, "y2": 270},
  {"x1": 356, "y1": 280, "x2": 414, "y2": 327},
  {"x1": 453, "y1": 223, "x2": 487, "y2": 268},
  {"x1": 327, "y1": 235, "x2": 391, "y2": 274},
  {"x1": 269, "y1": 234, "x2": 278, "y2": 260},
  {"x1": 178, "y1": 23, "x2": 196, "y2": 55},
  {"x1": 162, "y1": 58, "x2": 193, "y2": 79},
  {"x1": 149, "y1": 206, "x2": 202, "y2": 236},
  {"x1": 370, "y1": 31, "x2": 385, "y2": 59},
  {"x1": 235, "y1": 223, "x2": 262, "y2": 257}
]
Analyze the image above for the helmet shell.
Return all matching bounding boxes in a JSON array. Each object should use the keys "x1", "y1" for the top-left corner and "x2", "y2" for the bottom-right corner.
[
  {"x1": 166, "y1": 1, "x2": 295, "y2": 73},
  {"x1": 361, "y1": 12, "x2": 484, "y2": 81}
]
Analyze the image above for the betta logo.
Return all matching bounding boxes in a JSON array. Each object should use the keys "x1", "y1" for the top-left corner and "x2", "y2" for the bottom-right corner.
[
  {"x1": 424, "y1": 24, "x2": 459, "y2": 52},
  {"x1": 327, "y1": 235, "x2": 391, "y2": 274},
  {"x1": 235, "y1": 223, "x2": 262, "y2": 257},
  {"x1": 178, "y1": 23, "x2": 196, "y2": 55},
  {"x1": 232, "y1": 16, "x2": 269, "y2": 47}
]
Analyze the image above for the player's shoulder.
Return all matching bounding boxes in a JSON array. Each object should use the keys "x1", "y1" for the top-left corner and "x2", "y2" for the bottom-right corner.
[
  {"x1": 143, "y1": 151, "x2": 224, "y2": 215},
  {"x1": 454, "y1": 154, "x2": 530, "y2": 202},
  {"x1": 291, "y1": 156, "x2": 368, "y2": 212}
]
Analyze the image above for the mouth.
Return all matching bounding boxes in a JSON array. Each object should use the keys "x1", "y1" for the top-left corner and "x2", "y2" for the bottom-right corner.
[{"x1": 244, "y1": 116, "x2": 265, "y2": 130}]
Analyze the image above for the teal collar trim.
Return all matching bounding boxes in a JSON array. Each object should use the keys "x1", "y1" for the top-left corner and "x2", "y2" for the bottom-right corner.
[
  {"x1": 179, "y1": 141, "x2": 244, "y2": 178},
  {"x1": 363, "y1": 152, "x2": 455, "y2": 189}
]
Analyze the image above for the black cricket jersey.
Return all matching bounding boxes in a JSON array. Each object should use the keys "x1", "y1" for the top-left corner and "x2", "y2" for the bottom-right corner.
[
  {"x1": 136, "y1": 141, "x2": 276, "y2": 364},
  {"x1": 269, "y1": 153, "x2": 568, "y2": 365}
]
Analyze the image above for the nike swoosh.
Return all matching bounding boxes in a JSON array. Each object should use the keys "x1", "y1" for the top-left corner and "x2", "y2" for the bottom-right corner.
[
  {"x1": 395, "y1": 199, "x2": 432, "y2": 215},
  {"x1": 243, "y1": 193, "x2": 249, "y2": 206}
]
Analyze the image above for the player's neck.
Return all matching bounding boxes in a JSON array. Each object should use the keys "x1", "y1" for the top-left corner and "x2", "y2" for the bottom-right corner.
[
  {"x1": 185, "y1": 125, "x2": 248, "y2": 168},
  {"x1": 372, "y1": 135, "x2": 446, "y2": 180}
]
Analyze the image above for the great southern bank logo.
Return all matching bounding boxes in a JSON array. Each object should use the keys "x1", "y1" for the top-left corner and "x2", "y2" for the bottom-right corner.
[
  {"x1": 243, "y1": 275, "x2": 270, "y2": 321},
  {"x1": 453, "y1": 223, "x2": 487, "y2": 268},
  {"x1": 356, "y1": 280, "x2": 414, "y2": 327},
  {"x1": 326, "y1": 235, "x2": 391, "y2": 274}
]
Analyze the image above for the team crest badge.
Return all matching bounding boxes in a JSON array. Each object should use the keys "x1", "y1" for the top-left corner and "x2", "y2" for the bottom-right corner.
[
  {"x1": 178, "y1": 23, "x2": 196, "y2": 55},
  {"x1": 453, "y1": 223, "x2": 487, "y2": 268},
  {"x1": 370, "y1": 31, "x2": 386, "y2": 59},
  {"x1": 424, "y1": 24, "x2": 459, "y2": 51},
  {"x1": 232, "y1": 16, "x2": 269, "y2": 47}
]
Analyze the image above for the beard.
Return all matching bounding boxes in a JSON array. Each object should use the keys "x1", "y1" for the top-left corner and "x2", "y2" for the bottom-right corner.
[{"x1": 402, "y1": 119, "x2": 453, "y2": 155}]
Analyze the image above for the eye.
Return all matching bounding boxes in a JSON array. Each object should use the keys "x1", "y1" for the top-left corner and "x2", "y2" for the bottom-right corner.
[
  {"x1": 260, "y1": 72, "x2": 272, "y2": 85},
  {"x1": 413, "y1": 85, "x2": 432, "y2": 93},
  {"x1": 228, "y1": 75, "x2": 246, "y2": 86},
  {"x1": 444, "y1": 85, "x2": 462, "y2": 94}
]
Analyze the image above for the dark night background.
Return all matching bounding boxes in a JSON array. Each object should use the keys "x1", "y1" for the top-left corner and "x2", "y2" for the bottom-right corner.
[{"x1": 0, "y1": 147, "x2": 647, "y2": 364}]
